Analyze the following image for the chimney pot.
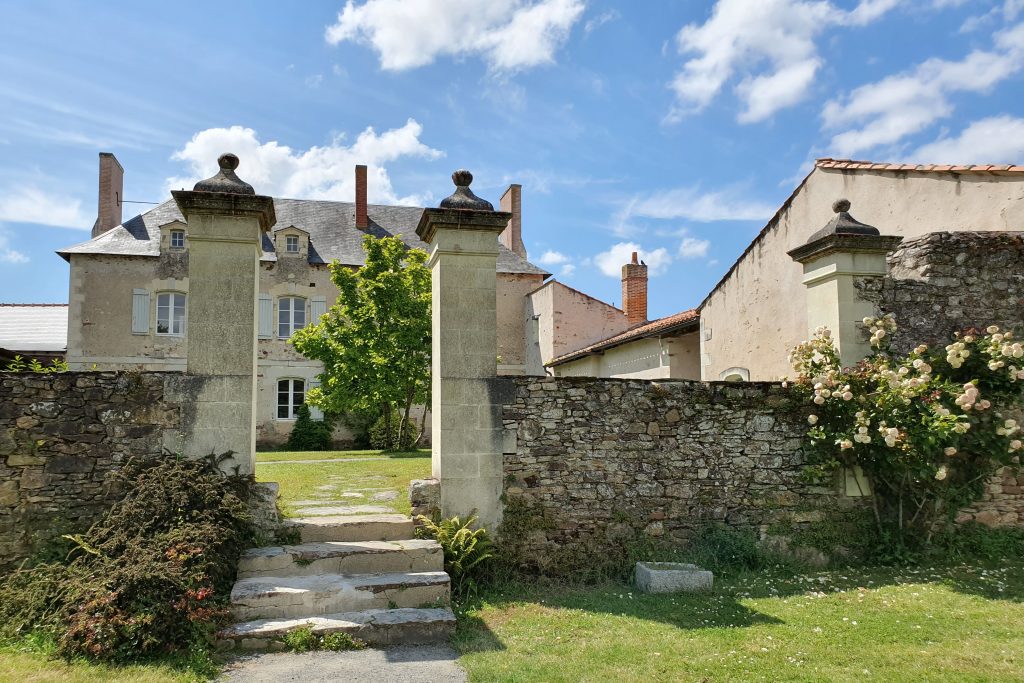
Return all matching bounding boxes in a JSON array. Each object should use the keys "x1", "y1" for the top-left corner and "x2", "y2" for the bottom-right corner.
[
  {"x1": 621, "y1": 253, "x2": 648, "y2": 325},
  {"x1": 355, "y1": 164, "x2": 368, "y2": 229},
  {"x1": 93, "y1": 152, "x2": 124, "y2": 238}
]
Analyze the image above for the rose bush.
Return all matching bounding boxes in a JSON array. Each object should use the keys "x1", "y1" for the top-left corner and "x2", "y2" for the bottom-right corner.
[{"x1": 787, "y1": 315, "x2": 1023, "y2": 548}]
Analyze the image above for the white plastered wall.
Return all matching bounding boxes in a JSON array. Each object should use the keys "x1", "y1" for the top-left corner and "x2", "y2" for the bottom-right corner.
[{"x1": 700, "y1": 168, "x2": 1024, "y2": 381}]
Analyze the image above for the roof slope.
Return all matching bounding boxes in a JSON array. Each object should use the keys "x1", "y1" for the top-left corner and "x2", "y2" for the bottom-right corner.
[
  {"x1": 548, "y1": 308, "x2": 699, "y2": 367},
  {"x1": 58, "y1": 198, "x2": 548, "y2": 276},
  {"x1": 0, "y1": 304, "x2": 68, "y2": 352},
  {"x1": 696, "y1": 157, "x2": 1024, "y2": 311}
]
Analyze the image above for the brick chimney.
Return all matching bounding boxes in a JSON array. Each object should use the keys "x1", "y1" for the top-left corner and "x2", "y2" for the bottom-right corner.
[
  {"x1": 355, "y1": 164, "x2": 368, "y2": 229},
  {"x1": 499, "y1": 184, "x2": 526, "y2": 258},
  {"x1": 92, "y1": 152, "x2": 123, "y2": 238},
  {"x1": 621, "y1": 251, "x2": 648, "y2": 325}
]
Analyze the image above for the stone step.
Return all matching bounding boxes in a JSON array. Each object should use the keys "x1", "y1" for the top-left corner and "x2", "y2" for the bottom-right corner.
[
  {"x1": 284, "y1": 514, "x2": 415, "y2": 543},
  {"x1": 237, "y1": 539, "x2": 443, "y2": 579},
  {"x1": 230, "y1": 570, "x2": 450, "y2": 621},
  {"x1": 219, "y1": 607, "x2": 457, "y2": 651}
]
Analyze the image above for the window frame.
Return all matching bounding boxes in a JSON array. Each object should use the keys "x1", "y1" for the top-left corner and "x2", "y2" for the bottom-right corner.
[
  {"x1": 285, "y1": 235, "x2": 299, "y2": 253},
  {"x1": 276, "y1": 378, "x2": 306, "y2": 420},
  {"x1": 170, "y1": 230, "x2": 186, "y2": 249},
  {"x1": 278, "y1": 296, "x2": 307, "y2": 338},
  {"x1": 155, "y1": 292, "x2": 186, "y2": 336}
]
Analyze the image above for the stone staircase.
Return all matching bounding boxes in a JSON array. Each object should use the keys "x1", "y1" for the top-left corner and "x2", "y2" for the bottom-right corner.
[{"x1": 218, "y1": 513, "x2": 455, "y2": 650}]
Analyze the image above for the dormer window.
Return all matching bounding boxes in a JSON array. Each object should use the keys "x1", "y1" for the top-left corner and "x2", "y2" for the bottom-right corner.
[
  {"x1": 286, "y1": 235, "x2": 299, "y2": 253},
  {"x1": 170, "y1": 230, "x2": 185, "y2": 249}
]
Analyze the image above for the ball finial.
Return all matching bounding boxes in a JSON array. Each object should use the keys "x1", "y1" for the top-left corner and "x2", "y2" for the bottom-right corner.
[
  {"x1": 452, "y1": 169, "x2": 473, "y2": 188},
  {"x1": 832, "y1": 198, "x2": 851, "y2": 213},
  {"x1": 218, "y1": 153, "x2": 240, "y2": 171}
]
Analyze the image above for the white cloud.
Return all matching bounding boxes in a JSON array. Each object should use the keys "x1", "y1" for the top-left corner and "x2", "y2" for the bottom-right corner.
[
  {"x1": 167, "y1": 121, "x2": 443, "y2": 205},
  {"x1": 625, "y1": 185, "x2": 775, "y2": 224},
  {"x1": 0, "y1": 226, "x2": 28, "y2": 264},
  {"x1": 0, "y1": 186, "x2": 92, "y2": 229},
  {"x1": 678, "y1": 236, "x2": 711, "y2": 260},
  {"x1": 594, "y1": 242, "x2": 672, "y2": 278},
  {"x1": 325, "y1": 0, "x2": 585, "y2": 73},
  {"x1": 669, "y1": 0, "x2": 900, "y2": 123},
  {"x1": 584, "y1": 9, "x2": 619, "y2": 34},
  {"x1": 913, "y1": 115, "x2": 1024, "y2": 163},
  {"x1": 559, "y1": 263, "x2": 576, "y2": 277},
  {"x1": 537, "y1": 249, "x2": 569, "y2": 265},
  {"x1": 823, "y1": 23, "x2": 1024, "y2": 156}
]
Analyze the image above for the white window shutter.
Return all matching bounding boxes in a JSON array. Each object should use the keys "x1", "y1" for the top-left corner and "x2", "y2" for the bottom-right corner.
[
  {"x1": 311, "y1": 296, "x2": 326, "y2": 323},
  {"x1": 258, "y1": 294, "x2": 273, "y2": 339},
  {"x1": 131, "y1": 289, "x2": 150, "y2": 334},
  {"x1": 309, "y1": 379, "x2": 324, "y2": 422}
]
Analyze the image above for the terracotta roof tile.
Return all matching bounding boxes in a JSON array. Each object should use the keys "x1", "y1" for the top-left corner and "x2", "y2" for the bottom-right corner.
[
  {"x1": 547, "y1": 309, "x2": 699, "y2": 367},
  {"x1": 815, "y1": 158, "x2": 1024, "y2": 175}
]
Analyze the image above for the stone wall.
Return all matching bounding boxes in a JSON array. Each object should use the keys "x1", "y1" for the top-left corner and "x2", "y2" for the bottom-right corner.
[
  {"x1": 865, "y1": 231, "x2": 1024, "y2": 527},
  {"x1": 500, "y1": 376, "x2": 851, "y2": 564},
  {"x1": 859, "y1": 231, "x2": 1024, "y2": 355},
  {"x1": 0, "y1": 371, "x2": 183, "y2": 566}
]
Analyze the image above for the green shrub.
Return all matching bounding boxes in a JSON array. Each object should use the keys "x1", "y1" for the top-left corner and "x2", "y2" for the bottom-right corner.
[
  {"x1": 929, "y1": 522, "x2": 1024, "y2": 561},
  {"x1": 685, "y1": 524, "x2": 775, "y2": 572},
  {"x1": 286, "y1": 403, "x2": 334, "y2": 451},
  {"x1": 369, "y1": 411, "x2": 418, "y2": 451},
  {"x1": 3, "y1": 355, "x2": 68, "y2": 373},
  {"x1": 416, "y1": 515, "x2": 494, "y2": 599},
  {"x1": 0, "y1": 454, "x2": 258, "y2": 667},
  {"x1": 283, "y1": 626, "x2": 365, "y2": 652}
]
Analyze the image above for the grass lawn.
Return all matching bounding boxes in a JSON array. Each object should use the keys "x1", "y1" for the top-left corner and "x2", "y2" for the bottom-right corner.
[
  {"x1": 0, "y1": 644, "x2": 203, "y2": 683},
  {"x1": 256, "y1": 451, "x2": 431, "y2": 517},
  {"x1": 456, "y1": 561, "x2": 1024, "y2": 682},
  {"x1": 255, "y1": 448, "x2": 430, "y2": 463}
]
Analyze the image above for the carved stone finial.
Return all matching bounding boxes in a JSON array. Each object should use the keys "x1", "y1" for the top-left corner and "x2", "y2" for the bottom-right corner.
[
  {"x1": 192, "y1": 153, "x2": 256, "y2": 195},
  {"x1": 439, "y1": 169, "x2": 494, "y2": 211},
  {"x1": 833, "y1": 198, "x2": 851, "y2": 213}
]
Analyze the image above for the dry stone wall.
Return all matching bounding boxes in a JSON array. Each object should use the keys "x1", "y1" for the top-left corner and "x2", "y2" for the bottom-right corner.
[
  {"x1": 0, "y1": 371, "x2": 183, "y2": 566},
  {"x1": 500, "y1": 376, "x2": 852, "y2": 565},
  {"x1": 861, "y1": 231, "x2": 1024, "y2": 527}
]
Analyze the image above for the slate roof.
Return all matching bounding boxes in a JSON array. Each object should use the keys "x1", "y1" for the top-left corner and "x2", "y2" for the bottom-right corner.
[
  {"x1": 58, "y1": 198, "x2": 548, "y2": 276},
  {"x1": 547, "y1": 308, "x2": 700, "y2": 367},
  {"x1": 0, "y1": 304, "x2": 68, "y2": 352}
]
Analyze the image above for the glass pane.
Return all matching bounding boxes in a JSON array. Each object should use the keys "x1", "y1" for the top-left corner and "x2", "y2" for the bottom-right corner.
[
  {"x1": 294, "y1": 304, "x2": 306, "y2": 329},
  {"x1": 278, "y1": 404, "x2": 289, "y2": 419}
]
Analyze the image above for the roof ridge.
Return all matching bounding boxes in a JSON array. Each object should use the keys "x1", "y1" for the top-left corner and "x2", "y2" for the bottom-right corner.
[
  {"x1": 816, "y1": 158, "x2": 1024, "y2": 174},
  {"x1": 0, "y1": 303, "x2": 69, "y2": 307}
]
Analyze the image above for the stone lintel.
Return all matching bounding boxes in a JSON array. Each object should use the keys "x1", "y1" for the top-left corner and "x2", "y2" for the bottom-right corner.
[
  {"x1": 172, "y1": 190, "x2": 277, "y2": 233},
  {"x1": 415, "y1": 208, "x2": 512, "y2": 244},
  {"x1": 788, "y1": 233, "x2": 903, "y2": 265}
]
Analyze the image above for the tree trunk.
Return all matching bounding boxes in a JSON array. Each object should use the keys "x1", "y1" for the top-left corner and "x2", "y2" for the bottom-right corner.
[
  {"x1": 400, "y1": 385, "x2": 414, "y2": 452},
  {"x1": 382, "y1": 402, "x2": 393, "y2": 451}
]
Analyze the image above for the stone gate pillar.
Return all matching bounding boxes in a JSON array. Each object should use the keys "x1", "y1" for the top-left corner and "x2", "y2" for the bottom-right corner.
[
  {"x1": 416, "y1": 171, "x2": 512, "y2": 529},
  {"x1": 171, "y1": 153, "x2": 275, "y2": 475},
  {"x1": 788, "y1": 199, "x2": 902, "y2": 368}
]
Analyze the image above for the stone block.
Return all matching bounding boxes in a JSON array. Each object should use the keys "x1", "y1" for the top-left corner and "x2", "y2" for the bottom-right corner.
[{"x1": 635, "y1": 562, "x2": 713, "y2": 593}]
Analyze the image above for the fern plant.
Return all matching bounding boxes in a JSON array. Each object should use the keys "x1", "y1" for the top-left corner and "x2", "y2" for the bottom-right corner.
[{"x1": 415, "y1": 514, "x2": 494, "y2": 599}]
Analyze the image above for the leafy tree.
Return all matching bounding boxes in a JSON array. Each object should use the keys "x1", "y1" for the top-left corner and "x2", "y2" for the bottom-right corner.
[{"x1": 292, "y1": 234, "x2": 430, "y2": 451}]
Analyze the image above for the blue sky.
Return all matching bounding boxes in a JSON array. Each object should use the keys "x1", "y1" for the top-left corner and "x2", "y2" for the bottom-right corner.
[{"x1": 1, "y1": 0, "x2": 1022, "y2": 318}]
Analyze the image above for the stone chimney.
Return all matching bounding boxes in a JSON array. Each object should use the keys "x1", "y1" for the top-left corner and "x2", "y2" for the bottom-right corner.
[
  {"x1": 499, "y1": 184, "x2": 526, "y2": 258},
  {"x1": 621, "y1": 251, "x2": 648, "y2": 325},
  {"x1": 355, "y1": 164, "x2": 368, "y2": 229},
  {"x1": 92, "y1": 152, "x2": 123, "y2": 238}
]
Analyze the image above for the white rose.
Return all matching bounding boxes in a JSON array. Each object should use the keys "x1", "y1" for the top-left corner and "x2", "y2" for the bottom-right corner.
[
  {"x1": 808, "y1": 415, "x2": 818, "y2": 425},
  {"x1": 944, "y1": 447, "x2": 957, "y2": 456},
  {"x1": 840, "y1": 439, "x2": 853, "y2": 450},
  {"x1": 987, "y1": 325, "x2": 1000, "y2": 334},
  {"x1": 935, "y1": 466, "x2": 948, "y2": 481},
  {"x1": 814, "y1": 395, "x2": 825, "y2": 405},
  {"x1": 1011, "y1": 440, "x2": 1022, "y2": 451}
]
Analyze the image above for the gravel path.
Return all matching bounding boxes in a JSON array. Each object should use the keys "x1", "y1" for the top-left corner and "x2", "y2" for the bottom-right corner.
[{"x1": 219, "y1": 645, "x2": 467, "y2": 683}]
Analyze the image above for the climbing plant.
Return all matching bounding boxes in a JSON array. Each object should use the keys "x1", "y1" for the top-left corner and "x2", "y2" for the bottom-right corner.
[{"x1": 788, "y1": 315, "x2": 1023, "y2": 548}]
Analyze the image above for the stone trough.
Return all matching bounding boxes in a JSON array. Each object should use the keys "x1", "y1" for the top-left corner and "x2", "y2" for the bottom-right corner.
[{"x1": 635, "y1": 562, "x2": 713, "y2": 594}]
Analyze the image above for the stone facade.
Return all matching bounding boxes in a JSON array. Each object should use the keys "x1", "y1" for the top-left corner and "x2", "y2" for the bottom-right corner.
[
  {"x1": 499, "y1": 376, "x2": 847, "y2": 563},
  {"x1": 0, "y1": 371, "x2": 182, "y2": 567}
]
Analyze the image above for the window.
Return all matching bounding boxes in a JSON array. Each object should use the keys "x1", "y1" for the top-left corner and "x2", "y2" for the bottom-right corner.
[
  {"x1": 285, "y1": 235, "x2": 299, "y2": 253},
  {"x1": 278, "y1": 297, "x2": 306, "y2": 338},
  {"x1": 170, "y1": 230, "x2": 185, "y2": 249},
  {"x1": 277, "y1": 378, "x2": 305, "y2": 419},
  {"x1": 156, "y1": 292, "x2": 186, "y2": 336}
]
